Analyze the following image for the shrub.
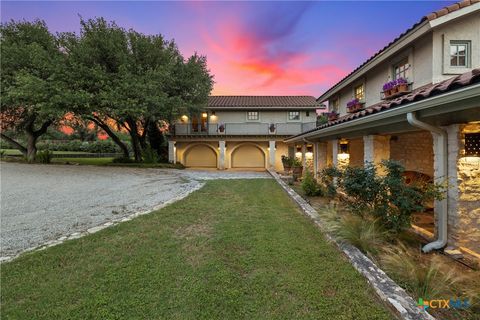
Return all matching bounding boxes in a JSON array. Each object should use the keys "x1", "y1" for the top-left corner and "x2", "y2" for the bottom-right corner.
[
  {"x1": 381, "y1": 243, "x2": 462, "y2": 299},
  {"x1": 36, "y1": 150, "x2": 53, "y2": 164},
  {"x1": 319, "y1": 166, "x2": 341, "y2": 197},
  {"x1": 301, "y1": 170, "x2": 323, "y2": 196},
  {"x1": 142, "y1": 146, "x2": 158, "y2": 164}
]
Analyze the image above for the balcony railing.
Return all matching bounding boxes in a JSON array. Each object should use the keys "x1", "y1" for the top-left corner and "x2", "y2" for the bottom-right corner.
[{"x1": 171, "y1": 122, "x2": 316, "y2": 136}]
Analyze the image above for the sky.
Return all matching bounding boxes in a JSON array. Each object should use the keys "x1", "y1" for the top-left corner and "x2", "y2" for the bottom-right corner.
[{"x1": 1, "y1": 1, "x2": 456, "y2": 97}]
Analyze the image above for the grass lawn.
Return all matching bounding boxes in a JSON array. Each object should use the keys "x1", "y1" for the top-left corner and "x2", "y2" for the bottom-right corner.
[
  {"x1": 1, "y1": 148, "x2": 89, "y2": 155},
  {"x1": 1, "y1": 180, "x2": 392, "y2": 319}
]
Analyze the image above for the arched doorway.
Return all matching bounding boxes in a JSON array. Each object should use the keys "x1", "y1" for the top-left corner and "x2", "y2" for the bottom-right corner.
[
  {"x1": 184, "y1": 144, "x2": 217, "y2": 168},
  {"x1": 231, "y1": 144, "x2": 265, "y2": 168}
]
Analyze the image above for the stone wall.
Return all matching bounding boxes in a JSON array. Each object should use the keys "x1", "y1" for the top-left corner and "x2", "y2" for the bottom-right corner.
[
  {"x1": 390, "y1": 131, "x2": 434, "y2": 177},
  {"x1": 452, "y1": 123, "x2": 480, "y2": 255},
  {"x1": 349, "y1": 138, "x2": 364, "y2": 167}
]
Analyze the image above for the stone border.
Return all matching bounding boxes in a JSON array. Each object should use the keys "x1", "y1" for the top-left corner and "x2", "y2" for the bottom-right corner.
[
  {"x1": 0, "y1": 181, "x2": 205, "y2": 264},
  {"x1": 268, "y1": 169, "x2": 435, "y2": 320}
]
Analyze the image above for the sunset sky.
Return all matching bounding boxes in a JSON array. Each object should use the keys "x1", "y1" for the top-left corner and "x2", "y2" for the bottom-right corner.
[{"x1": 2, "y1": 1, "x2": 455, "y2": 97}]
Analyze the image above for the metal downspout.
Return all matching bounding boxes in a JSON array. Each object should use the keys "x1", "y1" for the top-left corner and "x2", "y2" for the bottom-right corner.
[{"x1": 406, "y1": 112, "x2": 448, "y2": 253}]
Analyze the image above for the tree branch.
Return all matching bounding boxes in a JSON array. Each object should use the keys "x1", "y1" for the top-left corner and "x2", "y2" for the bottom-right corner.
[
  {"x1": 0, "y1": 133, "x2": 27, "y2": 155},
  {"x1": 33, "y1": 120, "x2": 53, "y2": 138}
]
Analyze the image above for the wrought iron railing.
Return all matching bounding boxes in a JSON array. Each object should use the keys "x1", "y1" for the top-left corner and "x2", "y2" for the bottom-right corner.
[{"x1": 171, "y1": 122, "x2": 316, "y2": 136}]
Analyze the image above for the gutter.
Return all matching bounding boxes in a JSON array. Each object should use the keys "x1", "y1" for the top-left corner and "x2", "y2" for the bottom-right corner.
[{"x1": 407, "y1": 112, "x2": 448, "y2": 253}]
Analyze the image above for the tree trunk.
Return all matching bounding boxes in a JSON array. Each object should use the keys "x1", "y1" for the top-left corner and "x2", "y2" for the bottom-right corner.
[
  {"x1": 87, "y1": 116, "x2": 130, "y2": 158},
  {"x1": 0, "y1": 133, "x2": 27, "y2": 156},
  {"x1": 126, "y1": 117, "x2": 142, "y2": 162},
  {"x1": 25, "y1": 131, "x2": 38, "y2": 162}
]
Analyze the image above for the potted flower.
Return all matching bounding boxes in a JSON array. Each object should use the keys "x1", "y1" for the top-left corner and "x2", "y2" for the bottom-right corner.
[
  {"x1": 327, "y1": 111, "x2": 339, "y2": 121},
  {"x1": 347, "y1": 98, "x2": 363, "y2": 113},
  {"x1": 218, "y1": 123, "x2": 225, "y2": 133},
  {"x1": 291, "y1": 157, "x2": 303, "y2": 178},
  {"x1": 382, "y1": 80, "x2": 395, "y2": 98},
  {"x1": 396, "y1": 77, "x2": 408, "y2": 93},
  {"x1": 281, "y1": 155, "x2": 292, "y2": 172}
]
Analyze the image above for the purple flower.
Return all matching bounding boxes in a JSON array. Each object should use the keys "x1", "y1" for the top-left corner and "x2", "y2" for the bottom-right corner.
[
  {"x1": 347, "y1": 98, "x2": 359, "y2": 108},
  {"x1": 396, "y1": 77, "x2": 408, "y2": 85}
]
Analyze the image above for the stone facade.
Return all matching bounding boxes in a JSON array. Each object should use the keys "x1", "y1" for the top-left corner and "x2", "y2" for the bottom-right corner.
[
  {"x1": 448, "y1": 123, "x2": 480, "y2": 256},
  {"x1": 390, "y1": 131, "x2": 434, "y2": 177},
  {"x1": 349, "y1": 138, "x2": 364, "y2": 167}
]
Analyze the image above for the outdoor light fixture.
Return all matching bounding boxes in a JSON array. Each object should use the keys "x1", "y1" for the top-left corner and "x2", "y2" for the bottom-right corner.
[
  {"x1": 305, "y1": 144, "x2": 313, "y2": 159},
  {"x1": 202, "y1": 112, "x2": 208, "y2": 118},
  {"x1": 211, "y1": 111, "x2": 216, "y2": 116},
  {"x1": 339, "y1": 139, "x2": 349, "y2": 154},
  {"x1": 465, "y1": 133, "x2": 480, "y2": 157},
  {"x1": 181, "y1": 115, "x2": 188, "y2": 122}
]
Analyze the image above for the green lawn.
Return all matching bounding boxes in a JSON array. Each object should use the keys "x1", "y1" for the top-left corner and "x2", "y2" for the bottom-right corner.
[
  {"x1": 1, "y1": 148, "x2": 89, "y2": 155},
  {"x1": 51, "y1": 157, "x2": 115, "y2": 166},
  {"x1": 1, "y1": 180, "x2": 392, "y2": 319}
]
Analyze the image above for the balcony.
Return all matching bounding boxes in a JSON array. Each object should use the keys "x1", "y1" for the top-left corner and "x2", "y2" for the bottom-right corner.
[{"x1": 171, "y1": 122, "x2": 316, "y2": 136}]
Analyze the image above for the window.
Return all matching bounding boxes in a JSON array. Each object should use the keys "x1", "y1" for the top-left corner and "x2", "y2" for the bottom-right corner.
[
  {"x1": 306, "y1": 111, "x2": 310, "y2": 117},
  {"x1": 247, "y1": 111, "x2": 259, "y2": 121},
  {"x1": 354, "y1": 84, "x2": 365, "y2": 101},
  {"x1": 331, "y1": 97, "x2": 340, "y2": 112},
  {"x1": 450, "y1": 41, "x2": 470, "y2": 67},
  {"x1": 288, "y1": 111, "x2": 300, "y2": 121},
  {"x1": 393, "y1": 59, "x2": 409, "y2": 79}
]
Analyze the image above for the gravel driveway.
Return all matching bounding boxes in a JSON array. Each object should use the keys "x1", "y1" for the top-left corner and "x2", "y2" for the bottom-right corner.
[{"x1": 0, "y1": 162, "x2": 269, "y2": 257}]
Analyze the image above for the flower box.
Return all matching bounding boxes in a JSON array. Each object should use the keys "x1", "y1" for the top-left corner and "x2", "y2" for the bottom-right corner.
[
  {"x1": 382, "y1": 78, "x2": 409, "y2": 99},
  {"x1": 327, "y1": 111, "x2": 339, "y2": 121},
  {"x1": 346, "y1": 98, "x2": 363, "y2": 113}
]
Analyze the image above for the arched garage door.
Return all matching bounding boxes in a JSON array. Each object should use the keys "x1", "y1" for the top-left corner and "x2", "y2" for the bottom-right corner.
[
  {"x1": 231, "y1": 145, "x2": 265, "y2": 168},
  {"x1": 185, "y1": 145, "x2": 217, "y2": 168}
]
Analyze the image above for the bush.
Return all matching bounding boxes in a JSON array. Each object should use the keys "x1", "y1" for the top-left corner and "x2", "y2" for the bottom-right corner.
[
  {"x1": 301, "y1": 170, "x2": 323, "y2": 196},
  {"x1": 337, "y1": 215, "x2": 386, "y2": 256},
  {"x1": 319, "y1": 166, "x2": 341, "y2": 197},
  {"x1": 36, "y1": 150, "x2": 52, "y2": 164},
  {"x1": 37, "y1": 139, "x2": 129, "y2": 154},
  {"x1": 142, "y1": 146, "x2": 158, "y2": 164},
  {"x1": 338, "y1": 160, "x2": 444, "y2": 233}
]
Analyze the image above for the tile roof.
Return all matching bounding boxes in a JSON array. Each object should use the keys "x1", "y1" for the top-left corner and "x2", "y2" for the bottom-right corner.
[
  {"x1": 317, "y1": 0, "x2": 479, "y2": 102},
  {"x1": 292, "y1": 68, "x2": 480, "y2": 138},
  {"x1": 207, "y1": 96, "x2": 321, "y2": 108}
]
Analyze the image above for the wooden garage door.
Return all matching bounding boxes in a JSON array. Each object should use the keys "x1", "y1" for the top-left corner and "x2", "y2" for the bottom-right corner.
[
  {"x1": 185, "y1": 145, "x2": 217, "y2": 167},
  {"x1": 232, "y1": 145, "x2": 265, "y2": 168}
]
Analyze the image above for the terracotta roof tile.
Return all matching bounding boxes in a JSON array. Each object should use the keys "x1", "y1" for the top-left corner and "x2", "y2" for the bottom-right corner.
[
  {"x1": 292, "y1": 69, "x2": 480, "y2": 139},
  {"x1": 207, "y1": 96, "x2": 321, "y2": 108}
]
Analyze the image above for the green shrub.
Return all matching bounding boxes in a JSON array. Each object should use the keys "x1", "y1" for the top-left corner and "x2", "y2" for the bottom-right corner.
[
  {"x1": 319, "y1": 166, "x2": 341, "y2": 197},
  {"x1": 142, "y1": 146, "x2": 158, "y2": 164},
  {"x1": 36, "y1": 150, "x2": 52, "y2": 164},
  {"x1": 301, "y1": 170, "x2": 323, "y2": 196}
]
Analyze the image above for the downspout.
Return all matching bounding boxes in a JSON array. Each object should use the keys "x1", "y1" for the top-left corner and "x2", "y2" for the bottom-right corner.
[{"x1": 406, "y1": 112, "x2": 448, "y2": 253}]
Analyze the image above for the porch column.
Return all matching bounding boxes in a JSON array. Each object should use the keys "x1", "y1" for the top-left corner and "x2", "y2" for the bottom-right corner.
[
  {"x1": 331, "y1": 139, "x2": 338, "y2": 167},
  {"x1": 317, "y1": 142, "x2": 328, "y2": 173},
  {"x1": 301, "y1": 144, "x2": 307, "y2": 168},
  {"x1": 313, "y1": 142, "x2": 319, "y2": 178},
  {"x1": 269, "y1": 141, "x2": 276, "y2": 169},
  {"x1": 168, "y1": 140, "x2": 176, "y2": 163},
  {"x1": 363, "y1": 135, "x2": 390, "y2": 173},
  {"x1": 218, "y1": 140, "x2": 226, "y2": 170}
]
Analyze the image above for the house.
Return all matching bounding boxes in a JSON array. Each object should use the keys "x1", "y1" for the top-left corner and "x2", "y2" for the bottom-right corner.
[
  {"x1": 168, "y1": 96, "x2": 321, "y2": 171},
  {"x1": 285, "y1": 0, "x2": 480, "y2": 259}
]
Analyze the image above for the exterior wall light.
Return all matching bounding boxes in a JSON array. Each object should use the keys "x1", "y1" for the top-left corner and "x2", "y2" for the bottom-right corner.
[
  {"x1": 181, "y1": 115, "x2": 188, "y2": 122},
  {"x1": 339, "y1": 139, "x2": 349, "y2": 154},
  {"x1": 465, "y1": 133, "x2": 480, "y2": 157},
  {"x1": 202, "y1": 112, "x2": 208, "y2": 118}
]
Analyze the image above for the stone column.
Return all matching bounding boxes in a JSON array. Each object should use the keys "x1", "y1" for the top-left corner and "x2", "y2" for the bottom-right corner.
[
  {"x1": 218, "y1": 141, "x2": 226, "y2": 170},
  {"x1": 313, "y1": 142, "x2": 319, "y2": 178},
  {"x1": 269, "y1": 141, "x2": 276, "y2": 169},
  {"x1": 331, "y1": 139, "x2": 338, "y2": 167},
  {"x1": 317, "y1": 142, "x2": 328, "y2": 172},
  {"x1": 168, "y1": 140, "x2": 176, "y2": 163},
  {"x1": 301, "y1": 144, "x2": 307, "y2": 168},
  {"x1": 363, "y1": 135, "x2": 390, "y2": 173}
]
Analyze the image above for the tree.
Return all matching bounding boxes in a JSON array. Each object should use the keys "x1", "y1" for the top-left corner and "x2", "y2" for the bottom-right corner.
[{"x1": 0, "y1": 20, "x2": 76, "y2": 161}]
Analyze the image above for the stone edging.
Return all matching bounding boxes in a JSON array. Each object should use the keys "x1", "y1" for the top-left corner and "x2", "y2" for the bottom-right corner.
[
  {"x1": 0, "y1": 181, "x2": 205, "y2": 264},
  {"x1": 268, "y1": 169, "x2": 435, "y2": 320}
]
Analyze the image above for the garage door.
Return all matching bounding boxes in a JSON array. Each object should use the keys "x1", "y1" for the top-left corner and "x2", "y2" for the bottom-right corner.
[
  {"x1": 185, "y1": 145, "x2": 217, "y2": 167},
  {"x1": 232, "y1": 145, "x2": 265, "y2": 168}
]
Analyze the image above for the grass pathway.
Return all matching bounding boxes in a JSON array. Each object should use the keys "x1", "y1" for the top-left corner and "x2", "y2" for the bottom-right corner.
[{"x1": 1, "y1": 179, "x2": 392, "y2": 319}]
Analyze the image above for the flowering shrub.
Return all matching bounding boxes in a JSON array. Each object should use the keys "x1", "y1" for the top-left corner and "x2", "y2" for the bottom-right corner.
[{"x1": 347, "y1": 98, "x2": 360, "y2": 108}]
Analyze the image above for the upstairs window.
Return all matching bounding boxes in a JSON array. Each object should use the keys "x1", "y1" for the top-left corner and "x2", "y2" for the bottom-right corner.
[
  {"x1": 354, "y1": 84, "x2": 365, "y2": 101},
  {"x1": 450, "y1": 41, "x2": 470, "y2": 67},
  {"x1": 288, "y1": 111, "x2": 300, "y2": 121},
  {"x1": 393, "y1": 59, "x2": 409, "y2": 79},
  {"x1": 247, "y1": 111, "x2": 259, "y2": 121}
]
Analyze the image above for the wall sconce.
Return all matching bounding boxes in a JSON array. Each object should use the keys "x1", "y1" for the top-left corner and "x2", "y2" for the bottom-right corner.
[
  {"x1": 211, "y1": 111, "x2": 216, "y2": 116},
  {"x1": 180, "y1": 115, "x2": 188, "y2": 122},
  {"x1": 339, "y1": 139, "x2": 349, "y2": 154},
  {"x1": 202, "y1": 112, "x2": 208, "y2": 118},
  {"x1": 465, "y1": 133, "x2": 480, "y2": 157}
]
